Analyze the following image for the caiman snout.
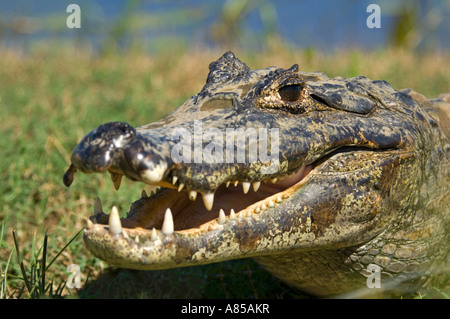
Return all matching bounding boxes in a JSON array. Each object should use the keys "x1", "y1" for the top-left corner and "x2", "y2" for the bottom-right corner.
[
  {"x1": 64, "y1": 122, "x2": 137, "y2": 189},
  {"x1": 71, "y1": 121, "x2": 136, "y2": 172},
  {"x1": 64, "y1": 120, "x2": 174, "y2": 190}
]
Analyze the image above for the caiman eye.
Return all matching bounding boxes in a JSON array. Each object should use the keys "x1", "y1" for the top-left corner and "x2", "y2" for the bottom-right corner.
[{"x1": 278, "y1": 85, "x2": 301, "y2": 101}]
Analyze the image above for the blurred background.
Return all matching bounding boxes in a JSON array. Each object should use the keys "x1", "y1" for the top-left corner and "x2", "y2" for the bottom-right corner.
[
  {"x1": 0, "y1": 0, "x2": 449, "y2": 53},
  {"x1": 0, "y1": 0, "x2": 449, "y2": 299}
]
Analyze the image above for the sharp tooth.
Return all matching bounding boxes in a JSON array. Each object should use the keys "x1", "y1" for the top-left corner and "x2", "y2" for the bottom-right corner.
[
  {"x1": 202, "y1": 192, "x2": 214, "y2": 211},
  {"x1": 271, "y1": 177, "x2": 278, "y2": 183},
  {"x1": 108, "y1": 206, "x2": 122, "y2": 235},
  {"x1": 63, "y1": 164, "x2": 76, "y2": 187},
  {"x1": 172, "y1": 176, "x2": 178, "y2": 185},
  {"x1": 178, "y1": 183, "x2": 185, "y2": 192},
  {"x1": 276, "y1": 196, "x2": 283, "y2": 203},
  {"x1": 233, "y1": 181, "x2": 239, "y2": 187},
  {"x1": 218, "y1": 209, "x2": 226, "y2": 224},
  {"x1": 111, "y1": 173, "x2": 123, "y2": 190},
  {"x1": 86, "y1": 219, "x2": 94, "y2": 228},
  {"x1": 261, "y1": 204, "x2": 267, "y2": 211},
  {"x1": 149, "y1": 185, "x2": 159, "y2": 195},
  {"x1": 230, "y1": 209, "x2": 236, "y2": 220},
  {"x1": 135, "y1": 235, "x2": 140, "y2": 243},
  {"x1": 252, "y1": 181, "x2": 261, "y2": 192},
  {"x1": 94, "y1": 197, "x2": 103, "y2": 214},
  {"x1": 268, "y1": 200, "x2": 275, "y2": 208},
  {"x1": 141, "y1": 189, "x2": 148, "y2": 198},
  {"x1": 226, "y1": 181, "x2": 231, "y2": 187},
  {"x1": 255, "y1": 207, "x2": 261, "y2": 213},
  {"x1": 242, "y1": 182, "x2": 250, "y2": 194},
  {"x1": 151, "y1": 228, "x2": 158, "y2": 241},
  {"x1": 189, "y1": 190, "x2": 197, "y2": 201},
  {"x1": 162, "y1": 208, "x2": 174, "y2": 235}
]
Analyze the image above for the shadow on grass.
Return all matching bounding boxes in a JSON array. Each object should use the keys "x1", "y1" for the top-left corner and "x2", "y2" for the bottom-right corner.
[{"x1": 80, "y1": 258, "x2": 310, "y2": 299}]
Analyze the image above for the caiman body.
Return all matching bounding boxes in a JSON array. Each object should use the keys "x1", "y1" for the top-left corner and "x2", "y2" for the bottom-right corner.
[{"x1": 64, "y1": 52, "x2": 449, "y2": 296}]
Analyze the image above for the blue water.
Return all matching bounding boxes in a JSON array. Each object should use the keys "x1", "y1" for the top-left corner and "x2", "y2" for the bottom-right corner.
[{"x1": 0, "y1": 0, "x2": 448, "y2": 52}]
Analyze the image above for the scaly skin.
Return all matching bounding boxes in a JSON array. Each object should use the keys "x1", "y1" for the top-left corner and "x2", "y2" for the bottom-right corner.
[{"x1": 64, "y1": 52, "x2": 449, "y2": 296}]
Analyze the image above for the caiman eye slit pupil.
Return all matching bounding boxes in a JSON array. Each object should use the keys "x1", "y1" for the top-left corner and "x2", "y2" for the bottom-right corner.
[{"x1": 278, "y1": 85, "x2": 301, "y2": 101}]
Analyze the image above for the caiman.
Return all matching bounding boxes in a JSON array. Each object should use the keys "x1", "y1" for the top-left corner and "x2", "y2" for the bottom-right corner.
[{"x1": 63, "y1": 51, "x2": 450, "y2": 297}]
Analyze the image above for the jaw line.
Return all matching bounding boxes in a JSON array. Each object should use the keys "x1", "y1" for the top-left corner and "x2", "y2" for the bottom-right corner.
[
  {"x1": 82, "y1": 148, "x2": 406, "y2": 270},
  {"x1": 85, "y1": 164, "x2": 315, "y2": 238},
  {"x1": 82, "y1": 165, "x2": 317, "y2": 270}
]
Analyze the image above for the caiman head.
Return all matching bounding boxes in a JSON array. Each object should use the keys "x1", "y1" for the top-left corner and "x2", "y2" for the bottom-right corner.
[{"x1": 64, "y1": 52, "x2": 449, "y2": 295}]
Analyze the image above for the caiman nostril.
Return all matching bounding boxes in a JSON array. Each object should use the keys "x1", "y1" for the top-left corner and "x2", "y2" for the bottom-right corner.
[{"x1": 96, "y1": 122, "x2": 137, "y2": 147}]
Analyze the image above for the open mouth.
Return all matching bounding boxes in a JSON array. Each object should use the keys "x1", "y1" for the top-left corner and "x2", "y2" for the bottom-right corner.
[
  {"x1": 90, "y1": 163, "x2": 315, "y2": 236},
  {"x1": 84, "y1": 145, "x2": 394, "y2": 238}
]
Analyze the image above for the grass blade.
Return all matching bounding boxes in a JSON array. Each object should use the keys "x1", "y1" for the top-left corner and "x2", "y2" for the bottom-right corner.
[
  {"x1": 45, "y1": 227, "x2": 84, "y2": 271},
  {"x1": 40, "y1": 232, "x2": 47, "y2": 297},
  {"x1": 12, "y1": 231, "x2": 32, "y2": 295}
]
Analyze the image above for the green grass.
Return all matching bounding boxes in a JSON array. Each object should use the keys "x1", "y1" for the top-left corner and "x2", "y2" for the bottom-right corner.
[{"x1": 0, "y1": 46, "x2": 449, "y2": 298}]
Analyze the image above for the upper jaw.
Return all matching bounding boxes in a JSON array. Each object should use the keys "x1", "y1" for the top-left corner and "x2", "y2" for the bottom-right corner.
[{"x1": 64, "y1": 102, "x2": 406, "y2": 217}]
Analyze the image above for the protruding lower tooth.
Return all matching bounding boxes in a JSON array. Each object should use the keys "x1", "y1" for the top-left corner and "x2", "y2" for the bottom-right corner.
[
  {"x1": 141, "y1": 189, "x2": 148, "y2": 198},
  {"x1": 230, "y1": 209, "x2": 236, "y2": 220},
  {"x1": 252, "y1": 181, "x2": 261, "y2": 192},
  {"x1": 268, "y1": 200, "x2": 275, "y2": 208},
  {"x1": 162, "y1": 208, "x2": 174, "y2": 235},
  {"x1": 276, "y1": 196, "x2": 283, "y2": 203},
  {"x1": 135, "y1": 235, "x2": 140, "y2": 243},
  {"x1": 111, "y1": 173, "x2": 123, "y2": 190},
  {"x1": 255, "y1": 207, "x2": 261, "y2": 213},
  {"x1": 151, "y1": 228, "x2": 158, "y2": 241},
  {"x1": 218, "y1": 209, "x2": 226, "y2": 224},
  {"x1": 261, "y1": 203, "x2": 267, "y2": 211},
  {"x1": 109, "y1": 206, "x2": 122, "y2": 235},
  {"x1": 172, "y1": 176, "x2": 178, "y2": 185},
  {"x1": 242, "y1": 182, "x2": 250, "y2": 194},
  {"x1": 178, "y1": 183, "x2": 184, "y2": 192},
  {"x1": 202, "y1": 193, "x2": 214, "y2": 211},
  {"x1": 94, "y1": 197, "x2": 103, "y2": 214},
  {"x1": 189, "y1": 191, "x2": 197, "y2": 201}
]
